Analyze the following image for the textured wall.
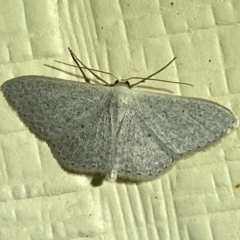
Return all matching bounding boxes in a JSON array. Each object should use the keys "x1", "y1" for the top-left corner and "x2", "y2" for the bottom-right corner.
[{"x1": 0, "y1": 1, "x2": 240, "y2": 240}]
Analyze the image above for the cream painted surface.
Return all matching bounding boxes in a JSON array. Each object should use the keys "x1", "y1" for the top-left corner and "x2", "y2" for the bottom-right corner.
[{"x1": 0, "y1": 1, "x2": 240, "y2": 240}]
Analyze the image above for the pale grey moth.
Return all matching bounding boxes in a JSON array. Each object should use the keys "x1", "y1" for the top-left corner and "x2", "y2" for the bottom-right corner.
[{"x1": 1, "y1": 49, "x2": 238, "y2": 182}]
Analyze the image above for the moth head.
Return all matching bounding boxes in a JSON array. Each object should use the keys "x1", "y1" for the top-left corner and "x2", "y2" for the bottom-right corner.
[{"x1": 111, "y1": 79, "x2": 131, "y2": 88}]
